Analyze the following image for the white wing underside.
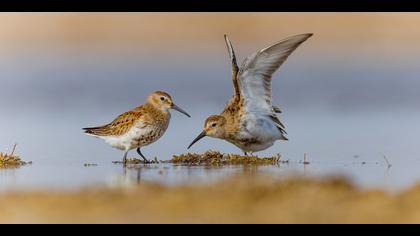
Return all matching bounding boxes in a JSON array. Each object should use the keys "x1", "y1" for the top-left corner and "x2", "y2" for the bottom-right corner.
[{"x1": 238, "y1": 34, "x2": 313, "y2": 117}]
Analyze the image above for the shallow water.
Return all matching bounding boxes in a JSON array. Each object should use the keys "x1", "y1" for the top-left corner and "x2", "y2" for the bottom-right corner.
[
  {"x1": 0, "y1": 153, "x2": 419, "y2": 193},
  {"x1": 1, "y1": 109, "x2": 420, "y2": 192}
]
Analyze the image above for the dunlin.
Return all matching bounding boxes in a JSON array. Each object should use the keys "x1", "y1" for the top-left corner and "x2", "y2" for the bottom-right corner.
[
  {"x1": 188, "y1": 34, "x2": 313, "y2": 155},
  {"x1": 84, "y1": 91, "x2": 190, "y2": 164}
]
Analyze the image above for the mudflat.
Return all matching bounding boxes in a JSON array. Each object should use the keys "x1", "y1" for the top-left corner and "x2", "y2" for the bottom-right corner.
[{"x1": 1, "y1": 176, "x2": 420, "y2": 223}]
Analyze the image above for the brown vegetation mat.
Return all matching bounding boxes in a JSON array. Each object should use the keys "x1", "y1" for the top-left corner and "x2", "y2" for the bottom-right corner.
[
  {"x1": 168, "y1": 151, "x2": 286, "y2": 165},
  {"x1": 0, "y1": 145, "x2": 31, "y2": 168}
]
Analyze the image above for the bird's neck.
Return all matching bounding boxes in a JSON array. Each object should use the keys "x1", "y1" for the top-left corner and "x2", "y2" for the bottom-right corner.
[{"x1": 144, "y1": 103, "x2": 170, "y2": 119}]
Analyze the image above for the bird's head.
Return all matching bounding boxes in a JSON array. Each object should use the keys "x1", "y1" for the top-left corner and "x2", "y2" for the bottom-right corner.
[
  {"x1": 188, "y1": 115, "x2": 227, "y2": 149},
  {"x1": 147, "y1": 91, "x2": 190, "y2": 117}
]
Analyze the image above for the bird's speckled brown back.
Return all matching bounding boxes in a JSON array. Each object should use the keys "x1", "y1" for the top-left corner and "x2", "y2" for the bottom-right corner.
[{"x1": 83, "y1": 103, "x2": 170, "y2": 137}]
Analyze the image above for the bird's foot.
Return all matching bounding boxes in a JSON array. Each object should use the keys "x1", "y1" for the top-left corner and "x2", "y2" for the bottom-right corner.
[{"x1": 141, "y1": 159, "x2": 152, "y2": 164}]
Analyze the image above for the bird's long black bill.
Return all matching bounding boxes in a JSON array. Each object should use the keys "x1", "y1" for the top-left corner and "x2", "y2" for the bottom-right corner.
[
  {"x1": 171, "y1": 104, "x2": 191, "y2": 118},
  {"x1": 188, "y1": 131, "x2": 207, "y2": 149}
]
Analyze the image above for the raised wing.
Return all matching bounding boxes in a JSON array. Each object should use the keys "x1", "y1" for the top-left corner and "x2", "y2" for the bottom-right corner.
[
  {"x1": 224, "y1": 34, "x2": 240, "y2": 100},
  {"x1": 238, "y1": 33, "x2": 313, "y2": 115}
]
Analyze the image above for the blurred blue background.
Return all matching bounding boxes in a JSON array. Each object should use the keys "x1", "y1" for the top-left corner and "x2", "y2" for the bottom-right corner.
[{"x1": 1, "y1": 13, "x2": 420, "y2": 191}]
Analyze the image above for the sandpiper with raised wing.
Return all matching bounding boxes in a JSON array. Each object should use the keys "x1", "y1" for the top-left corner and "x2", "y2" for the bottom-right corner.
[{"x1": 188, "y1": 33, "x2": 313, "y2": 155}]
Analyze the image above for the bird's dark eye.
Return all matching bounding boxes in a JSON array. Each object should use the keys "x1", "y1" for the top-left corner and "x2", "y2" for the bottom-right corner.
[
  {"x1": 160, "y1": 97, "x2": 165, "y2": 101},
  {"x1": 212, "y1": 123, "x2": 217, "y2": 127}
]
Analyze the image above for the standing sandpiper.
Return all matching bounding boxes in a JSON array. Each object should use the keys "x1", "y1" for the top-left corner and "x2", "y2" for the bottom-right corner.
[
  {"x1": 84, "y1": 91, "x2": 190, "y2": 164},
  {"x1": 188, "y1": 33, "x2": 313, "y2": 155}
]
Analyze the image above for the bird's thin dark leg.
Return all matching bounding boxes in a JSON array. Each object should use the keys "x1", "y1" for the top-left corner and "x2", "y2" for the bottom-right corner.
[
  {"x1": 123, "y1": 151, "x2": 128, "y2": 165},
  {"x1": 137, "y1": 148, "x2": 150, "y2": 163}
]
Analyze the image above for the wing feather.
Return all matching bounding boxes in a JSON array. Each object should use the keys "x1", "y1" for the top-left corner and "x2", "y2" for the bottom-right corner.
[
  {"x1": 83, "y1": 110, "x2": 146, "y2": 136},
  {"x1": 224, "y1": 34, "x2": 241, "y2": 100},
  {"x1": 238, "y1": 33, "x2": 313, "y2": 115}
]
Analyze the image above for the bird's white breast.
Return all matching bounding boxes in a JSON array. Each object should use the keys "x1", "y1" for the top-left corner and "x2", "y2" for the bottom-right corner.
[
  {"x1": 237, "y1": 113, "x2": 282, "y2": 152},
  {"x1": 99, "y1": 120, "x2": 156, "y2": 152}
]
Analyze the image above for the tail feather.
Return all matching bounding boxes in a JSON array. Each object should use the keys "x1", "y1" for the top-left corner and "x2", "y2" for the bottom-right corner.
[
  {"x1": 273, "y1": 106, "x2": 282, "y2": 114},
  {"x1": 83, "y1": 126, "x2": 107, "y2": 136}
]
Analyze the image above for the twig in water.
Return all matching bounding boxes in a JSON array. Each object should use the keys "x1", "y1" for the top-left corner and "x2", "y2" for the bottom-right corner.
[
  {"x1": 383, "y1": 155, "x2": 392, "y2": 169},
  {"x1": 303, "y1": 153, "x2": 310, "y2": 165},
  {"x1": 9, "y1": 144, "x2": 17, "y2": 157}
]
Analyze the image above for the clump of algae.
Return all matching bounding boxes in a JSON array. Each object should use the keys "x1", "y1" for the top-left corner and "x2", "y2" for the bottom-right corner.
[
  {"x1": 169, "y1": 150, "x2": 285, "y2": 166},
  {"x1": 0, "y1": 144, "x2": 31, "y2": 168}
]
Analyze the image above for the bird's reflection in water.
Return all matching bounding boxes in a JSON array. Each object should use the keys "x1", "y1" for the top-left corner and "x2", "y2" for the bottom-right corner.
[
  {"x1": 242, "y1": 162, "x2": 283, "y2": 177},
  {"x1": 116, "y1": 161, "x2": 286, "y2": 188},
  {"x1": 121, "y1": 164, "x2": 159, "y2": 185},
  {"x1": 242, "y1": 164, "x2": 259, "y2": 177}
]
